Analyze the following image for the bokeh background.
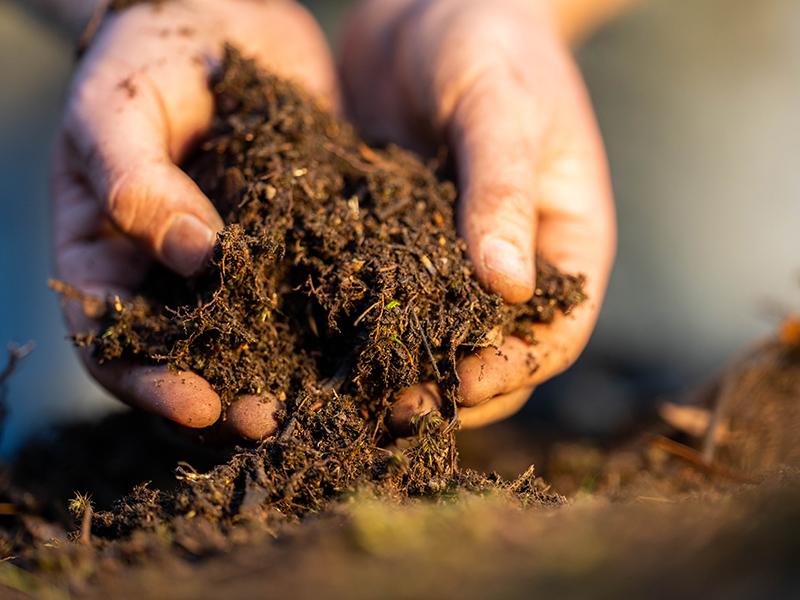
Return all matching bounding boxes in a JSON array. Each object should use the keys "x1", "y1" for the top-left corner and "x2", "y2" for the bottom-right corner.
[{"x1": 0, "y1": 0, "x2": 798, "y2": 453}]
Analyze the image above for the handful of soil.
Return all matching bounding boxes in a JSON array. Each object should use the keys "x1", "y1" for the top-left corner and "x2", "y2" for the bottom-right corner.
[{"x1": 64, "y1": 47, "x2": 585, "y2": 536}]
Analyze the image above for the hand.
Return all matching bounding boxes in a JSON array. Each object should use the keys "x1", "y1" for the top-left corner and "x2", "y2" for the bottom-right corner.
[
  {"x1": 53, "y1": 0, "x2": 339, "y2": 439},
  {"x1": 341, "y1": 0, "x2": 616, "y2": 431}
]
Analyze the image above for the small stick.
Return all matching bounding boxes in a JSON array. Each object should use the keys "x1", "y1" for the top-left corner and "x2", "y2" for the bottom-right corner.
[
  {"x1": 0, "y1": 342, "x2": 35, "y2": 387},
  {"x1": 279, "y1": 417, "x2": 297, "y2": 443},
  {"x1": 700, "y1": 375, "x2": 733, "y2": 463},
  {"x1": 354, "y1": 300, "x2": 381, "y2": 326},
  {"x1": 0, "y1": 342, "x2": 35, "y2": 437},
  {"x1": 76, "y1": 1, "x2": 110, "y2": 58},
  {"x1": 650, "y1": 435, "x2": 755, "y2": 484},
  {"x1": 412, "y1": 310, "x2": 441, "y2": 382},
  {"x1": 80, "y1": 504, "x2": 93, "y2": 546},
  {"x1": 68, "y1": 493, "x2": 94, "y2": 546},
  {"x1": 375, "y1": 197, "x2": 412, "y2": 221}
]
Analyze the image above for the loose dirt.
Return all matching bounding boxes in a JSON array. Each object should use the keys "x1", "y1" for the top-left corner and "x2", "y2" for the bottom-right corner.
[{"x1": 2, "y1": 332, "x2": 800, "y2": 598}]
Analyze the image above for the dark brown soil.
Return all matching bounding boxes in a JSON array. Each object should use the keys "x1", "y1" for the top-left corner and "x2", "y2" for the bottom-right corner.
[
  {"x1": 2, "y1": 334, "x2": 800, "y2": 598},
  {"x1": 86, "y1": 47, "x2": 584, "y2": 413},
  {"x1": 47, "y1": 46, "x2": 585, "y2": 549}
]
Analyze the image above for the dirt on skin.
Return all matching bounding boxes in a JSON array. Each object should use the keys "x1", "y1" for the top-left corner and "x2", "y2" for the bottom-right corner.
[
  {"x1": 108, "y1": 0, "x2": 167, "y2": 10},
  {"x1": 48, "y1": 45, "x2": 584, "y2": 545}
]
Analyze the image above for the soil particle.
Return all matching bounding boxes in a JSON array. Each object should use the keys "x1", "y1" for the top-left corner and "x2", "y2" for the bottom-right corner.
[{"x1": 117, "y1": 77, "x2": 137, "y2": 98}]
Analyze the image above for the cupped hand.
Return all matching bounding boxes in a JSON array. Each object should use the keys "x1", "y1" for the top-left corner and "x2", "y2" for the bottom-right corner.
[
  {"x1": 53, "y1": 0, "x2": 339, "y2": 439},
  {"x1": 341, "y1": 0, "x2": 616, "y2": 431}
]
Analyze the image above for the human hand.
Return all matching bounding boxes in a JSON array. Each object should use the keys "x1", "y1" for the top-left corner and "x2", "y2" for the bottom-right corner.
[
  {"x1": 53, "y1": 0, "x2": 339, "y2": 439},
  {"x1": 341, "y1": 0, "x2": 616, "y2": 431}
]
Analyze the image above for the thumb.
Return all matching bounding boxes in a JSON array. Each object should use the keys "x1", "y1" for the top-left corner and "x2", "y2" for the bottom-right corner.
[
  {"x1": 64, "y1": 59, "x2": 223, "y2": 276},
  {"x1": 449, "y1": 73, "x2": 542, "y2": 304}
]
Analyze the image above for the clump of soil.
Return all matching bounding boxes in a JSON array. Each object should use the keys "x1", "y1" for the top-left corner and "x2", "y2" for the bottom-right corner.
[
  {"x1": 3, "y1": 322, "x2": 800, "y2": 593},
  {"x1": 61, "y1": 47, "x2": 584, "y2": 542}
]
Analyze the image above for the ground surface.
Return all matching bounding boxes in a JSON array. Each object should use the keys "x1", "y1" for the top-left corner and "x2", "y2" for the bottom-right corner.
[{"x1": 0, "y1": 334, "x2": 799, "y2": 599}]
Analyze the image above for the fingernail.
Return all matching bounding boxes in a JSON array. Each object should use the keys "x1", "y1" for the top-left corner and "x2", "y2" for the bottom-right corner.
[
  {"x1": 162, "y1": 214, "x2": 217, "y2": 276},
  {"x1": 481, "y1": 237, "x2": 533, "y2": 295}
]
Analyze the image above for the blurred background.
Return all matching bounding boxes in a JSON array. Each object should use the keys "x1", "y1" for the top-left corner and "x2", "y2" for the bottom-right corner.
[{"x1": 0, "y1": 0, "x2": 798, "y2": 454}]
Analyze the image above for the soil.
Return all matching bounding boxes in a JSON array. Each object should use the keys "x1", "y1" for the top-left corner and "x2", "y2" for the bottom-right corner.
[
  {"x1": 52, "y1": 47, "x2": 580, "y2": 543},
  {"x1": 2, "y1": 47, "x2": 799, "y2": 598},
  {"x1": 1, "y1": 333, "x2": 800, "y2": 598},
  {"x1": 84, "y1": 46, "x2": 584, "y2": 417}
]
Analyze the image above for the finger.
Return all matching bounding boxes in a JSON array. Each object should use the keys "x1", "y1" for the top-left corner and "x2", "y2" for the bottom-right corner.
[
  {"x1": 458, "y1": 50, "x2": 614, "y2": 386},
  {"x1": 389, "y1": 336, "x2": 533, "y2": 434},
  {"x1": 458, "y1": 385, "x2": 533, "y2": 429},
  {"x1": 65, "y1": 0, "x2": 342, "y2": 277},
  {"x1": 64, "y1": 51, "x2": 223, "y2": 277},
  {"x1": 53, "y1": 147, "x2": 221, "y2": 429},
  {"x1": 52, "y1": 140, "x2": 151, "y2": 291},
  {"x1": 457, "y1": 337, "x2": 536, "y2": 407},
  {"x1": 449, "y1": 67, "x2": 544, "y2": 303},
  {"x1": 453, "y1": 199, "x2": 614, "y2": 401},
  {"x1": 221, "y1": 393, "x2": 282, "y2": 441},
  {"x1": 391, "y1": 336, "x2": 537, "y2": 424},
  {"x1": 388, "y1": 380, "x2": 535, "y2": 434},
  {"x1": 387, "y1": 2, "x2": 555, "y2": 302},
  {"x1": 92, "y1": 362, "x2": 222, "y2": 429},
  {"x1": 388, "y1": 383, "x2": 442, "y2": 437}
]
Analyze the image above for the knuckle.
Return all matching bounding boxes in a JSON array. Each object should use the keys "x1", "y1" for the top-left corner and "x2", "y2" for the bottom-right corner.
[
  {"x1": 466, "y1": 181, "x2": 535, "y2": 240},
  {"x1": 105, "y1": 169, "x2": 136, "y2": 227},
  {"x1": 104, "y1": 168, "x2": 156, "y2": 237},
  {"x1": 483, "y1": 182, "x2": 532, "y2": 212},
  {"x1": 436, "y1": 49, "x2": 505, "y2": 126}
]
